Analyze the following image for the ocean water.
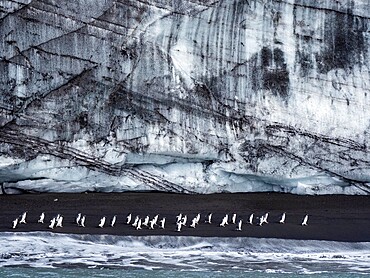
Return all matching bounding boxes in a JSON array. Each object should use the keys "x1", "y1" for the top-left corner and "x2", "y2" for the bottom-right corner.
[
  {"x1": 0, "y1": 232, "x2": 368, "y2": 277},
  {"x1": 0, "y1": 268, "x2": 365, "y2": 278}
]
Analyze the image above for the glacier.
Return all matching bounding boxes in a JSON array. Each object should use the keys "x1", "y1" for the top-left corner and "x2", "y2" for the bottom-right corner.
[{"x1": 0, "y1": 0, "x2": 369, "y2": 194}]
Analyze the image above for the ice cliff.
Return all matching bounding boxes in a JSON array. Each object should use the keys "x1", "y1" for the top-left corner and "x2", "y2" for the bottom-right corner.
[{"x1": 0, "y1": 0, "x2": 369, "y2": 194}]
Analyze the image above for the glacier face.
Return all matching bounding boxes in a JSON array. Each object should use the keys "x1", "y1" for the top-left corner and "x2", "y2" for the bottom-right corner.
[{"x1": 0, "y1": 0, "x2": 369, "y2": 194}]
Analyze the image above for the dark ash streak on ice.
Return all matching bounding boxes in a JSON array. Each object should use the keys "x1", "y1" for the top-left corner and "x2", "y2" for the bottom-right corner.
[{"x1": 0, "y1": 0, "x2": 369, "y2": 194}]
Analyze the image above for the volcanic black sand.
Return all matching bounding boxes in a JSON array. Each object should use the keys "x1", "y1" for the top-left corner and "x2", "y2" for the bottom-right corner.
[{"x1": 0, "y1": 192, "x2": 369, "y2": 242}]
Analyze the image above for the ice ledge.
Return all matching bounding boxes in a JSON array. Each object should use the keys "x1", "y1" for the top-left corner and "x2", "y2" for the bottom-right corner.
[
  {"x1": 0, "y1": 154, "x2": 367, "y2": 195},
  {"x1": 0, "y1": 121, "x2": 369, "y2": 195}
]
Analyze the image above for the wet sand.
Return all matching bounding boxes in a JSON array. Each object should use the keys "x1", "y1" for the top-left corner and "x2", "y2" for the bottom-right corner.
[{"x1": 0, "y1": 192, "x2": 369, "y2": 242}]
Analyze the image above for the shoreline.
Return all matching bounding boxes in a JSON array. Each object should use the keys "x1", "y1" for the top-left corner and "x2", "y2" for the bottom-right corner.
[{"x1": 0, "y1": 192, "x2": 369, "y2": 242}]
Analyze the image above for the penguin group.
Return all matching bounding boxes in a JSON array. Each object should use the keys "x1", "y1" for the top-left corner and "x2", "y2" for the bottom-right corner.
[{"x1": 10, "y1": 211, "x2": 310, "y2": 232}]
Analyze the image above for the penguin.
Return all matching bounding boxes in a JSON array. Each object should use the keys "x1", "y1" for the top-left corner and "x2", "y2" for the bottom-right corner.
[
  {"x1": 98, "y1": 216, "x2": 106, "y2": 228},
  {"x1": 111, "y1": 215, "x2": 117, "y2": 227},
  {"x1": 12, "y1": 218, "x2": 18, "y2": 229},
  {"x1": 149, "y1": 219, "x2": 156, "y2": 229},
  {"x1": 76, "y1": 213, "x2": 82, "y2": 225},
  {"x1": 248, "y1": 213, "x2": 254, "y2": 225},
  {"x1": 236, "y1": 219, "x2": 242, "y2": 231},
  {"x1": 232, "y1": 213, "x2": 237, "y2": 224},
  {"x1": 301, "y1": 214, "x2": 309, "y2": 226},
  {"x1": 19, "y1": 212, "x2": 27, "y2": 224},
  {"x1": 152, "y1": 215, "x2": 159, "y2": 226},
  {"x1": 80, "y1": 215, "x2": 86, "y2": 227},
  {"x1": 132, "y1": 216, "x2": 139, "y2": 228},
  {"x1": 190, "y1": 217, "x2": 197, "y2": 228},
  {"x1": 194, "y1": 213, "x2": 201, "y2": 225},
  {"x1": 160, "y1": 217, "x2": 166, "y2": 229},
  {"x1": 56, "y1": 215, "x2": 63, "y2": 228},
  {"x1": 142, "y1": 216, "x2": 150, "y2": 227},
  {"x1": 220, "y1": 214, "x2": 229, "y2": 227},
  {"x1": 38, "y1": 212, "x2": 45, "y2": 224},
  {"x1": 205, "y1": 213, "x2": 213, "y2": 224},
  {"x1": 49, "y1": 218, "x2": 56, "y2": 229},
  {"x1": 176, "y1": 222, "x2": 182, "y2": 232},
  {"x1": 279, "y1": 212, "x2": 286, "y2": 224},
  {"x1": 259, "y1": 216, "x2": 264, "y2": 226},
  {"x1": 55, "y1": 214, "x2": 61, "y2": 221},
  {"x1": 176, "y1": 213, "x2": 183, "y2": 223},
  {"x1": 136, "y1": 218, "x2": 142, "y2": 230},
  {"x1": 181, "y1": 215, "x2": 187, "y2": 226},
  {"x1": 126, "y1": 213, "x2": 132, "y2": 225}
]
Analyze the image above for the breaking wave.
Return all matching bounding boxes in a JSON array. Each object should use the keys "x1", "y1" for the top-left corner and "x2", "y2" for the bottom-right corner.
[{"x1": 0, "y1": 232, "x2": 369, "y2": 274}]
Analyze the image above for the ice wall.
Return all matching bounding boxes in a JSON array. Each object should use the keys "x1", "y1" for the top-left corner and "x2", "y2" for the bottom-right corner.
[{"x1": 0, "y1": 0, "x2": 369, "y2": 194}]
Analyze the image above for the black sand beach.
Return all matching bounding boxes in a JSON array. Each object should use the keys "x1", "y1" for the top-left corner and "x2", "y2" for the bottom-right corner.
[{"x1": 0, "y1": 192, "x2": 369, "y2": 242}]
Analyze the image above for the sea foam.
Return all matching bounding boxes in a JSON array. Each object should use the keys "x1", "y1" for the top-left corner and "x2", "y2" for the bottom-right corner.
[{"x1": 0, "y1": 232, "x2": 368, "y2": 274}]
